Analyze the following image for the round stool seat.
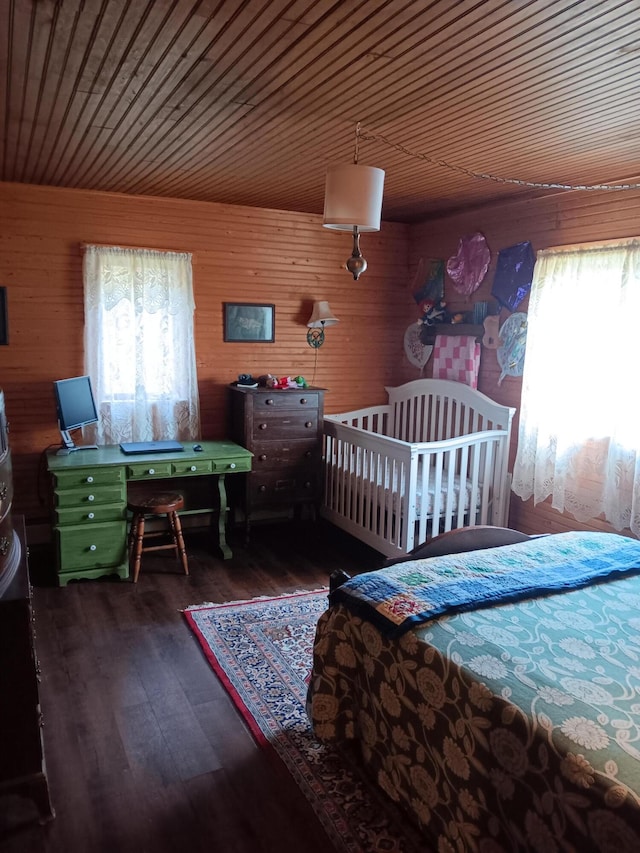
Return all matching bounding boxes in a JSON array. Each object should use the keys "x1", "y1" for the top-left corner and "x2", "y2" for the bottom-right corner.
[
  {"x1": 127, "y1": 492, "x2": 189, "y2": 583},
  {"x1": 127, "y1": 493, "x2": 185, "y2": 515}
]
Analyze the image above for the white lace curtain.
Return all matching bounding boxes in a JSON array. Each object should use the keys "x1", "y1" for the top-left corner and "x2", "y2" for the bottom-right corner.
[
  {"x1": 83, "y1": 244, "x2": 200, "y2": 444},
  {"x1": 512, "y1": 238, "x2": 640, "y2": 536}
]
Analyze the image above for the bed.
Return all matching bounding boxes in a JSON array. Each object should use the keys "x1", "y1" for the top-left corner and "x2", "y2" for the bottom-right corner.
[
  {"x1": 307, "y1": 529, "x2": 640, "y2": 852},
  {"x1": 321, "y1": 379, "x2": 515, "y2": 557}
]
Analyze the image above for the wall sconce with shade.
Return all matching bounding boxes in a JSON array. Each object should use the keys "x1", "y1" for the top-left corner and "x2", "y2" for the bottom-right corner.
[
  {"x1": 323, "y1": 123, "x2": 385, "y2": 281},
  {"x1": 306, "y1": 300, "x2": 339, "y2": 348}
]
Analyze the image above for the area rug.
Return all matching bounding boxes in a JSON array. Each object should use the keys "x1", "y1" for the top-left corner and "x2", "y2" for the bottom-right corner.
[{"x1": 183, "y1": 589, "x2": 429, "y2": 853}]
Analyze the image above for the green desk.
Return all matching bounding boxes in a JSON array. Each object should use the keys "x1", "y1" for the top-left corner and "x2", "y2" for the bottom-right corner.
[{"x1": 47, "y1": 441, "x2": 252, "y2": 586}]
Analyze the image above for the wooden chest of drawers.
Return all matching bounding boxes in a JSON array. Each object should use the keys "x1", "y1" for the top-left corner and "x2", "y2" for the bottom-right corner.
[{"x1": 228, "y1": 384, "x2": 325, "y2": 537}]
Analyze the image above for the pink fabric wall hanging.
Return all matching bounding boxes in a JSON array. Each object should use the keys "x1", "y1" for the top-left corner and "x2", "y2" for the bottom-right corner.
[{"x1": 432, "y1": 334, "x2": 481, "y2": 388}]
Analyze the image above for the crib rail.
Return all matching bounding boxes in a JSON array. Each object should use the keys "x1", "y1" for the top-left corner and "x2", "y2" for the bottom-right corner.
[
  {"x1": 386, "y1": 379, "x2": 514, "y2": 442},
  {"x1": 327, "y1": 405, "x2": 391, "y2": 435},
  {"x1": 322, "y1": 419, "x2": 512, "y2": 557}
]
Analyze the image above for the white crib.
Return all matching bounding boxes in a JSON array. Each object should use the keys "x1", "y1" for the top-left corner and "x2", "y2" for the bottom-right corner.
[{"x1": 322, "y1": 379, "x2": 515, "y2": 557}]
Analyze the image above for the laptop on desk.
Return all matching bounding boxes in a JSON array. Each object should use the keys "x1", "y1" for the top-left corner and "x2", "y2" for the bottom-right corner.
[{"x1": 119, "y1": 440, "x2": 184, "y2": 455}]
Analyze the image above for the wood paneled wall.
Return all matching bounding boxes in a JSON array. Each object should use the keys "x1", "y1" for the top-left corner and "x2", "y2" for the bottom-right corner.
[
  {"x1": 3, "y1": 179, "x2": 639, "y2": 542},
  {"x1": 0, "y1": 182, "x2": 408, "y2": 528},
  {"x1": 408, "y1": 186, "x2": 640, "y2": 538}
]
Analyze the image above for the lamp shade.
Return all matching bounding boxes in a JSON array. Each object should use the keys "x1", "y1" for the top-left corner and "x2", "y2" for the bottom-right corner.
[
  {"x1": 323, "y1": 164, "x2": 385, "y2": 232},
  {"x1": 307, "y1": 301, "x2": 339, "y2": 328}
]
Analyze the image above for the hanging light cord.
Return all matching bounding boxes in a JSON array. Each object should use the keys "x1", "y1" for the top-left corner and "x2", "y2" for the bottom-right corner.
[{"x1": 359, "y1": 128, "x2": 640, "y2": 192}]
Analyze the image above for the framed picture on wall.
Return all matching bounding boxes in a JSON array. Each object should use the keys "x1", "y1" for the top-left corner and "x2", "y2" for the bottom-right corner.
[
  {"x1": 223, "y1": 302, "x2": 275, "y2": 343},
  {"x1": 0, "y1": 288, "x2": 7, "y2": 345}
]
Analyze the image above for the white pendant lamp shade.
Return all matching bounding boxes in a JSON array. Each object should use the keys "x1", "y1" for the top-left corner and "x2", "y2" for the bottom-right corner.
[
  {"x1": 307, "y1": 301, "x2": 339, "y2": 328},
  {"x1": 323, "y1": 164, "x2": 385, "y2": 232}
]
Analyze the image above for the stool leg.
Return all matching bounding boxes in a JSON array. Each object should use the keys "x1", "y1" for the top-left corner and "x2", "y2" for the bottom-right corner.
[
  {"x1": 168, "y1": 511, "x2": 189, "y2": 576},
  {"x1": 131, "y1": 514, "x2": 145, "y2": 583}
]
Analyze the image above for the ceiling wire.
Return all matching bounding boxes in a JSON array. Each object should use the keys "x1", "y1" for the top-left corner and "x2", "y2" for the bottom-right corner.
[{"x1": 360, "y1": 128, "x2": 640, "y2": 192}]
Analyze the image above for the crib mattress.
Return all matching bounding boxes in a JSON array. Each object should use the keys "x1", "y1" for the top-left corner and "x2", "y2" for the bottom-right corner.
[{"x1": 388, "y1": 470, "x2": 480, "y2": 516}]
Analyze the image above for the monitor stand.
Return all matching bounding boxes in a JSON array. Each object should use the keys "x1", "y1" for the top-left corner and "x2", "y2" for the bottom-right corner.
[{"x1": 56, "y1": 429, "x2": 99, "y2": 456}]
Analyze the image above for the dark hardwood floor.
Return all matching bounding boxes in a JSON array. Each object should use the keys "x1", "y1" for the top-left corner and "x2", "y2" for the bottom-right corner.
[{"x1": 0, "y1": 520, "x2": 383, "y2": 853}]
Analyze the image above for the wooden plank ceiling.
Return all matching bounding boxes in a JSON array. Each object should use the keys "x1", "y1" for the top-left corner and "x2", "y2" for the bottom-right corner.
[{"x1": 2, "y1": 0, "x2": 639, "y2": 223}]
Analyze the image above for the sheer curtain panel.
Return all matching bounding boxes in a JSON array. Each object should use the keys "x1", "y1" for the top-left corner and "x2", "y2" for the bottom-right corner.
[
  {"x1": 83, "y1": 245, "x2": 200, "y2": 444},
  {"x1": 512, "y1": 239, "x2": 640, "y2": 536}
]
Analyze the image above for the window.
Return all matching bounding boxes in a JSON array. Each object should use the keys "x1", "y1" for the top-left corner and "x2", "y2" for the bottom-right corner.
[
  {"x1": 83, "y1": 245, "x2": 200, "y2": 444},
  {"x1": 512, "y1": 238, "x2": 640, "y2": 536}
]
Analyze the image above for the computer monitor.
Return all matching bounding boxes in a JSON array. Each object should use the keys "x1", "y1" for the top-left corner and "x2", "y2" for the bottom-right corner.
[{"x1": 53, "y1": 375, "x2": 99, "y2": 455}]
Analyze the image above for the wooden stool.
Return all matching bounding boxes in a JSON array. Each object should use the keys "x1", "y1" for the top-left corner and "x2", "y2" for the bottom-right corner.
[{"x1": 127, "y1": 492, "x2": 189, "y2": 583}]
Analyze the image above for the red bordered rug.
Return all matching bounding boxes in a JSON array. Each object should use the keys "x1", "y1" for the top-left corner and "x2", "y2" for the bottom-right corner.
[{"x1": 183, "y1": 589, "x2": 428, "y2": 853}]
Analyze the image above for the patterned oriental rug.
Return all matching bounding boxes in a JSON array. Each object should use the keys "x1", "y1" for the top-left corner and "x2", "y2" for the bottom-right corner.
[{"x1": 183, "y1": 590, "x2": 428, "y2": 853}]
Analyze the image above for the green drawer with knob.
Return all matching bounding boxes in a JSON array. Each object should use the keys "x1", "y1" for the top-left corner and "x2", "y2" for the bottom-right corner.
[
  {"x1": 56, "y1": 520, "x2": 127, "y2": 571},
  {"x1": 55, "y1": 502, "x2": 126, "y2": 526},
  {"x1": 53, "y1": 466, "x2": 125, "y2": 490},
  {"x1": 126, "y1": 461, "x2": 173, "y2": 480},
  {"x1": 54, "y1": 483, "x2": 126, "y2": 509}
]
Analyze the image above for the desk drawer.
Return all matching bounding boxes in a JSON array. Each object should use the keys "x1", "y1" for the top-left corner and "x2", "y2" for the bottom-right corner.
[
  {"x1": 56, "y1": 521, "x2": 127, "y2": 570},
  {"x1": 171, "y1": 459, "x2": 213, "y2": 476},
  {"x1": 55, "y1": 483, "x2": 126, "y2": 508},
  {"x1": 54, "y1": 467, "x2": 125, "y2": 490},
  {"x1": 212, "y1": 456, "x2": 252, "y2": 474},
  {"x1": 126, "y1": 461, "x2": 173, "y2": 480},
  {"x1": 55, "y1": 503, "x2": 126, "y2": 526}
]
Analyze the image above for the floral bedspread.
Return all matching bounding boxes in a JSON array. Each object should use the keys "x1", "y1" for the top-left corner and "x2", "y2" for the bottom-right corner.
[{"x1": 309, "y1": 563, "x2": 640, "y2": 851}]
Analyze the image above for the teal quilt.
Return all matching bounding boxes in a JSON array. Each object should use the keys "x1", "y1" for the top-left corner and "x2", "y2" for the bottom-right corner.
[{"x1": 330, "y1": 531, "x2": 640, "y2": 636}]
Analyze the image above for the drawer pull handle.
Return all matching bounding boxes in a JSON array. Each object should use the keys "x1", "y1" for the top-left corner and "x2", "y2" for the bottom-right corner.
[
  {"x1": 89, "y1": 544, "x2": 97, "y2": 552},
  {"x1": 190, "y1": 465, "x2": 197, "y2": 472},
  {"x1": 148, "y1": 468, "x2": 155, "y2": 475},
  {"x1": 259, "y1": 454, "x2": 267, "y2": 461},
  {"x1": 305, "y1": 421, "x2": 313, "y2": 428},
  {"x1": 0, "y1": 536, "x2": 9, "y2": 556},
  {"x1": 88, "y1": 494, "x2": 95, "y2": 502},
  {"x1": 87, "y1": 512, "x2": 95, "y2": 520},
  {"x1": 305, "y1": 450, "x2": 312, "y2": 457},
  {"x1": 259, "y1": 423, "x2": 267, "y2": 430},
  {"x1": 304, "y1": 481, "x2": 312, "y2": 489},
  {"x1": 0, "y1": 482, "x2": 7, "y2": 501},
  {"x1": 266, "y1": 398, "x2": 274, "y2": 405},
  {"x1": 259, "y1": 485, "x2": 267, "y2": 492},
  {"x1": 300, "y1": 398, "x2": 308, "y2": 404},
  {"x1": 86, "y1": 476, "x2": 94, "y2": 483},
  {"x1": 229, "y1": 462, "x2": 236, "y2": 469}
]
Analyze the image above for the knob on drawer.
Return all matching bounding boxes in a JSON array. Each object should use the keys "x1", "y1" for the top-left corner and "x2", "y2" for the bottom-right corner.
[
  {"x1": 300, "y1": 398, "x2": 308, "y2": 404},
  {"x1": 259, "y1": 454, "x2": 267, "y2": 461},
  {"x1": 86, "y1": 476, "x2": 94, "y2": 483},
  {"x1": 266, "y1": 398, "x2": 274, "y2": 405},
  {"x1": 259, "y1": 423, "x2": 267, "y2": 430},
  {"x1": 259, "y1": 485, "x2": 267, "y2": 492},
  {"x1": 305, "y1": 421, "x2": 313, "y2": 428}
]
